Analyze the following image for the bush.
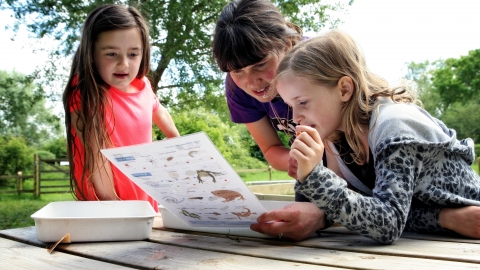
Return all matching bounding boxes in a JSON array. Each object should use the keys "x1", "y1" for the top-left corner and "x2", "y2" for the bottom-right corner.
[
  {"x1": 0, "y1": 135, "x2": 35, "y2": 176},
  {"x1": 156, "y1": 108, "x2": 266, "y2": 169}
]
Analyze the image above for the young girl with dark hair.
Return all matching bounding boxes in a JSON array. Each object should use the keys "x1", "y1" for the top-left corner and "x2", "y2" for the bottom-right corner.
[{"x1": 63, "y1": 4, "x2": 179, "y2": 212}]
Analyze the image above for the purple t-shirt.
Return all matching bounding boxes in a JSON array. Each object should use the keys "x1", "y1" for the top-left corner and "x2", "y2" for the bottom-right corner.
[{"x1": 225, "y1": 74, "x2": 297, "y2": 144}]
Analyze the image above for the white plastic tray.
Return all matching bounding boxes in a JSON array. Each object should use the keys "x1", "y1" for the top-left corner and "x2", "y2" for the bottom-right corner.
[
  {"x1": 31, "y1": 201, "x2": 156, "y2": 243},
  {"x1": 160, "y1": 200, "x2": 293, "y2": 238}
]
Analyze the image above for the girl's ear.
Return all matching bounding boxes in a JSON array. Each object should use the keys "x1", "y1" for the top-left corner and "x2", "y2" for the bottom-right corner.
[{"x1": 337, "y1": 76, "x2": 354, "y2": 102}]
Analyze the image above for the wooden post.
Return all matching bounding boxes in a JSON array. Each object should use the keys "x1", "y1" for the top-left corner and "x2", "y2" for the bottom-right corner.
[
  {"x1": 17, "y1": 171, "x2": 23, "y2": 195},
  {"x1": 33, "y1": 154, "x2": 40, "y2": 197},
  {"x1": 268, "y1": 166, "x2": 272, "y2": 181}
]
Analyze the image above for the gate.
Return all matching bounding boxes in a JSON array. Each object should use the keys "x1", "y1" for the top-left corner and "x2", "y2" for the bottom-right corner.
[{"x1": 33, "y1": 154, "x2": 71, "y2": 196}]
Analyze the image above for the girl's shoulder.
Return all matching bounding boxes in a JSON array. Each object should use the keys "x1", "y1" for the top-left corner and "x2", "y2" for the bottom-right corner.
[{"x1": 369, "y1": 98, "x2": 450, "y2": 148}]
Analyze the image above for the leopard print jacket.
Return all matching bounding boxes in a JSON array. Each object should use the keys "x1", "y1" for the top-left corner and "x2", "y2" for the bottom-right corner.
[{"x1": 296, "y1": 98, "x2": 480, "y2": 244}]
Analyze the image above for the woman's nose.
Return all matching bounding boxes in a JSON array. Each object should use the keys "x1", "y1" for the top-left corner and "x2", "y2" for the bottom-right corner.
[{"x1": 246, "y1": 72, "x2": 261, "y2": 88}]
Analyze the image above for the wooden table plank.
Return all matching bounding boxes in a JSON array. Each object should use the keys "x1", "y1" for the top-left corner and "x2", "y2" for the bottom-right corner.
[
  {"x1": 0, "y1": 237, "x2": 132, "y2": 270},
  {"x1": 0, "y1": 227, "x2": 339, "y2": 270},
  {"x1": 148, "y1": 229, "x2": 480, "y2": 269},
  {"x1": 324, "y1": 226, "x2": 480, "y2": 244}
]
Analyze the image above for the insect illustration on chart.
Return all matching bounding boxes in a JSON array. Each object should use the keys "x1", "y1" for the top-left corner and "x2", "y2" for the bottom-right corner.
[{"x1": 143, "y1": 155, "x2": 159, "y2": 167}]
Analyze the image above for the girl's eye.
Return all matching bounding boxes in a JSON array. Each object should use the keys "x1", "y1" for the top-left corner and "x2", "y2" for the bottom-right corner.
[
  {"x1": 129, "y1": 53, "x2": 139, "y2": 57},
  {"x1": 106, "y1": 52, "x2": 116, "y2": 56},
  {"x1": 299, "y1": 101, "x2": 308, "y2": 106}
]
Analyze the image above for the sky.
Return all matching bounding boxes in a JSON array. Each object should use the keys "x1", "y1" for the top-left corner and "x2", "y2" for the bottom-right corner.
[{"x1": 1, "y1": 0, "x2": 480, "y2": 84}]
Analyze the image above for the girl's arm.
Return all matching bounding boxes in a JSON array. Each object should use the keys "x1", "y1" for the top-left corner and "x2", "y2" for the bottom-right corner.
[
  {"x1": 292, "y1": 126, "x2": 414, "y2": 244},
  {"x1": 152, "y1": 104, "x2": 180, "y2": 138},
  {"x1": 71, "y1": 111, "x2": 117, "y2": 200},
  {"x1": 245, "y1": 116, "x2": 291, "y2": 172}
]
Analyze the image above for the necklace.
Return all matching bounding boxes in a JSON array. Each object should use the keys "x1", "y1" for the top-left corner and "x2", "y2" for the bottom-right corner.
[{"x1": 269, "y1": 101, "x2": 294, "y2": 137}]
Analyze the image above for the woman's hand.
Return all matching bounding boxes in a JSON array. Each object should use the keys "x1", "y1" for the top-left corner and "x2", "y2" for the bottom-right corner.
[
  {"x1": 250, "y1": 202, "x2": 326, "y2": 241},
  {"x1": 290, "y1": 125, "x2": 324, "y2": 182}
]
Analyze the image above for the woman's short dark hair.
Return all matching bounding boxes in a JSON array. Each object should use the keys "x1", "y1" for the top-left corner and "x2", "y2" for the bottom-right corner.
[{"x1": 213, "y1": 0, "x2": 302, "y2": 72}]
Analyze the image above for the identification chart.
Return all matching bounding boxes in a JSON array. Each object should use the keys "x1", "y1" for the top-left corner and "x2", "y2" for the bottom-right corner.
[{"x1": 101, "y1": 132, "x2": 266, "y2": 227}]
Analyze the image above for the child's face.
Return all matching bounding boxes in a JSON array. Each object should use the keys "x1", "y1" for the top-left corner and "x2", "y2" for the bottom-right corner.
[
  {"x1": 93, "y1": 28, "x2": 143, "y2": 93},
  {"x1": 277, "y1": 75, "x2": 345, "y2": 139},
  {"x1": 229, "y1": 51, "x2": 286, "y2": 102}
]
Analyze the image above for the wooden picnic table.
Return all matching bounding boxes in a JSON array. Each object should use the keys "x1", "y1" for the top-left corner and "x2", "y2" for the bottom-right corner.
[{"x1": 1, "y1": 213, "x2": 480, "y2": 269}]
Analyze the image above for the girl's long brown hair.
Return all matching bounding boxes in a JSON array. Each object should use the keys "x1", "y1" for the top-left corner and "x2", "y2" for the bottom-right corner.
[
  {"x1": 275, "y1": 30, "x2": 416, "y2": 165},
  {"x1": 62, "y1": 4, "x2": 150, "y2": 200}
]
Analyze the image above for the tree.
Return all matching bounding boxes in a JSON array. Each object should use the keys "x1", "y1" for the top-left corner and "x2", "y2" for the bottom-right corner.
[
  {"x1": 1, "y1": 0, "x2": 352, "y2": 116},
  {"x1": 432, "y1": 49, "x2": 480, "y2": 109},
  {"x1": 0, "y1": 135, "x2": 35, "y2": 178},
  {"x1": 155, "y1": 107, "x2": 266, "y2": 169},
  {"x1": 0, "y1": 70, "x2": 62, "y2": 146},
  {"x1": 405, "y1": 60, "x2": 444, "y2": 117},
  {"x1": 441, "y1": 100, "x2": 480, "y2": 143},
  {"x1": 405, "y1": 51, "x2": 480, "y2": 143}
]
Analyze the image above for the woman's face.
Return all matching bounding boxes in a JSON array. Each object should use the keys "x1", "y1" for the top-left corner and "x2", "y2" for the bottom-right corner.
[{"x1": 229, "y1": 51, "x2": 286, "y2": 103}]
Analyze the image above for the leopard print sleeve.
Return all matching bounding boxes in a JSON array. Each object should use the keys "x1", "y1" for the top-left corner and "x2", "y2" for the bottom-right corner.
[
  {"x1": 406, "y1": 207, "x2": 450, "y2": 233},
  {"x1": 295, "y1": 144, "x2": 415, "y2": 244}
]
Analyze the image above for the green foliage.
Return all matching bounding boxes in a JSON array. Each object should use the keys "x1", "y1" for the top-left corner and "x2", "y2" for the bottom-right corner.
[
  {"x1": 441, "y1": 100, "x2": 480, "y2": 143},
  {"x1": 41, "y1": 137, "x2": 68, "y2": 158},
  {"x1": 405, "y1": 60, "x2": 444, "y2": 117},
  {"x1": 0, "y1": 70, "x2": 62, "y2": 146},
  {"x1": 405, "y1": 53, "x2": 480, "y2": 142},
  {"x1": 155, "y1": 108, "x2": 266, "y2": 169},
  {"x1": 0, "y1": 193, "x2": 75, "y2": 230},
  {"x1": 431, "y1": 49, "x2": 480, "y2": 109},
  {"x1": 475, "y1": 144, "x2": 480, "y2": 159},
  {"x1": 0, "y1": 135, "x2": 35, "y2": 177},
  {"x1": 1, "y1": 0, "x2": 352, "y2": 115}
]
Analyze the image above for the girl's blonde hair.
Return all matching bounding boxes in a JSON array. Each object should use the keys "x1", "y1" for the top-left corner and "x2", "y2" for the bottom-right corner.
[
  {"x1": 275, "y1": 30, "x2": 416, "y2": 165},
  {"x1": 62, "y1": 4, "x2": 150, "y2": 200}
]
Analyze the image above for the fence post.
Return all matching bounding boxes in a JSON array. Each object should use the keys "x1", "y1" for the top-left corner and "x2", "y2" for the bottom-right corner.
[
  {"x1": 268, "y1": 166, "x2": 272, "y2": 181},
  {"x1": 17, "y1": 171, "x2": 23, "y2": 195},
  {"x1": 34, "y1": 154, "x2": 40, "y2": 197}
]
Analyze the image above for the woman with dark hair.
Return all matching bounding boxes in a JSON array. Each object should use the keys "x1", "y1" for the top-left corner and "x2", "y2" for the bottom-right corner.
[{"x1": 213, "y1": 0, "x2": 480, "y2": 241}]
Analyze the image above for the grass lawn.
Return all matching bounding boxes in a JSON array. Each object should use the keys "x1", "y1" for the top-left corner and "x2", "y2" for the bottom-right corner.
[
  {"x1": 238, "y1": 170, "x2": 293, "y2": 182},
  {"x1": 0, "y1": 193, "x2": 74, "y2": 230},
  {"x1": 0, "y1": 170, "x2": 291, "y2": 230}
]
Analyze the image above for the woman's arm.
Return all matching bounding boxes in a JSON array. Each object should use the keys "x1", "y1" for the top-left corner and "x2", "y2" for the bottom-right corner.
[
  {"x1": 71, "y1": 111, "x2": 117, "y2": 200},
  {"x1": 152, "y1": 104, "x2": 180, "y2": 138},
  {"x1": 245, "y1": 116, "x2": 291, "y2": 171}
]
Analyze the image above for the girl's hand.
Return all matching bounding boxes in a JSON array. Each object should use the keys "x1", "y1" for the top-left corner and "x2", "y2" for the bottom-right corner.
[
  {"x1": 290, "y1": 125, "x2": 324, "y2": 183},
  {"x1": 287, "y1": 156, "x2": 298, "y2": 179}
]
